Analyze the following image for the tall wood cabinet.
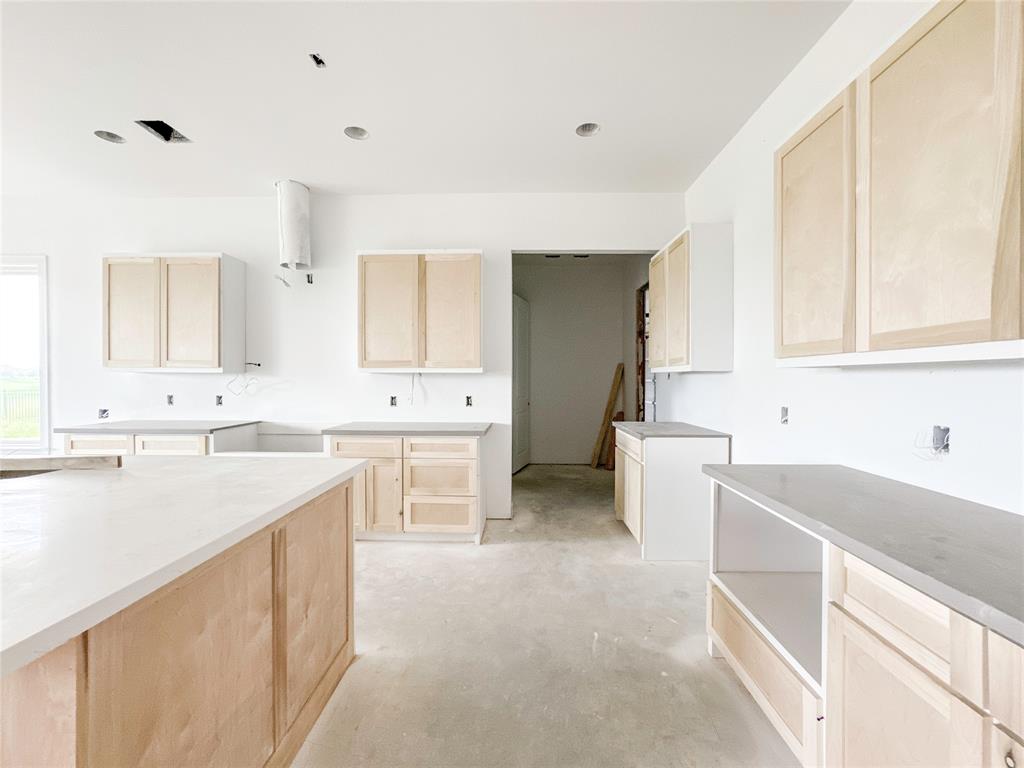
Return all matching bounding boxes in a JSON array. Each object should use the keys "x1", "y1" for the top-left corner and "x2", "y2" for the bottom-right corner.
[
  {"x1": 103, "y1": 253, "x2": 245, "y2": 373},
  {"x1": 358, "y1": 251, "x2": 481, "y2": 371},
  {"x1": 647, "y1": 223, "x2": 733, "y2": 373},
  {"x1": 775, "y1": 0, "x2": 1024, "y2": 360}
]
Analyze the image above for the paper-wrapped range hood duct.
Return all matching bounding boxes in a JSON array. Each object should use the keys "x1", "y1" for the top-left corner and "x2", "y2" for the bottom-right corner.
[{"x1": 275, "y1": 180, "x2": 311, "y2": 270}]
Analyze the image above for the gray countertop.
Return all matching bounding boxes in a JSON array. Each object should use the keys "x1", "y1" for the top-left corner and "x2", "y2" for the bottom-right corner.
[
  {"x1": 54, "y1": 420, "x2": 259, "y2": 435},
  {"x1": 323, "y1": 422, "x2": 492, "y2": 437},
  {"x1": 616, "y1": 421, "x2": 731, "y2": 440},
  {"x1": 703, "y1": 464, "x2": 1024, "y2": 645}
]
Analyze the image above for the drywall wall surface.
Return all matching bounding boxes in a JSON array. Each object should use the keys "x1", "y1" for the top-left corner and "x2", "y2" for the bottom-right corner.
[
  {"x1": 513, "y1": 260, "x2": 627, "y2": 463},
  {"x1": 2, "y1": 191, "x2": 685, "y2": 518},
  {"x1": 657, "y1": 0, "x2": 1024, "y2": 513}
]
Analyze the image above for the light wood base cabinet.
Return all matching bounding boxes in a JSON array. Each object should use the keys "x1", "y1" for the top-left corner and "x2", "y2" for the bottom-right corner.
[
  {"x1": 331, "y1": 433, "x2": 481, "y2": 538},
  {"x1": 827, "y1": 603, "x2": 986, "y2": 768},
  {"x1": 0, "y1": 482, "x2": 355, "y2": 768}
]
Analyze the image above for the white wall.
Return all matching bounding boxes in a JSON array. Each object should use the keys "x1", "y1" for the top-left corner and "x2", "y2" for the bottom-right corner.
[
  {"x1": 513, "y1": 260, "x2": 628, "y2": 463},
  {"x1": 2, "y1": 192, "x2": 684, "y2": 518},
  {"x1": 657, "y1": 0, "x2": 1024, "y2": 514}
]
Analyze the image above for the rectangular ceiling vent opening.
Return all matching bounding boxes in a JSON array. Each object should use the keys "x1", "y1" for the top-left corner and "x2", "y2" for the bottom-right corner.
[{"x1": 135, "y1": 120, "x2": 191, "y2": 143}]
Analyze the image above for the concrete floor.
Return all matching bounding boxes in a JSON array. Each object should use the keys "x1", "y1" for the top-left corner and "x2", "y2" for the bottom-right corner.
[{"x1": 293, "y1": 464, "x2": 798, "y2": 767}]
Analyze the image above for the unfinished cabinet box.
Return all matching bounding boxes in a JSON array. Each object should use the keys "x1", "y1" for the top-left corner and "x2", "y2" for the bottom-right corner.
[
  {"x1": 863, "y1": 0, "x2": 1023, "y2": 351},
  {"x1": 775, "y1": 87, "x2": 855, "y2": 357},
  {"x1": 103, "y1": 253, "x2": 245, "y2": 373},
  {"x1": 358, "y1": 251, "x2": 482, "y2": 371},
  {"x1": 648, "y1": 223, "x2": 733, "y2": 373},
  {"x1": 363, "y1": 458, "x2": 403, "y2": 533},
  {"x1": 826, "y1": 604, "x2": 986, "y2": 768}
]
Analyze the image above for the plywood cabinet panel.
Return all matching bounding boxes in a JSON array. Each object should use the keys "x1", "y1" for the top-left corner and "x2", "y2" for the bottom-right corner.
[
  {"x1": 359, "y1": 251, "x2": 482, "y2": 370},
  {"x1": 365, "y1": 458, "x2": 403, "y2": 532},
  {"x1": 614, "y1": 447, "x2": 625, "y2": 521},
  {"x1": 133, "y1": 434, "x2": 208, "y2": 456},
  {"x1": 403, "y1": 458, "x2": 477, "y2": 496},
  {"x1": 826, "y1": 603, "x2": 986, "y2": 768},
  {"x1": 623, "y1": 452, "x2": 643, "y2": 544},
  {"x1": 990, "y1": 724, "x2": 1024, "y2": 768},
  {"x1": 351, "y1": 468, "x2": 367, "y2": 532},
  {"x1": 403, "y1": 495, "x2": 477, "y2": 533},
  {"x1": 403, "y1": 436, "x2": 477, "y2": 459},
  {"x1": 86, "y1": 534, "x2": 275, "y2": 767},
  {"x1": 64, "y1": 433, "x2": 133, "y2": 456},
  {"x1": 775, "y1": 88, "x2": 855, "y2": 357},
  {"x1": 865, "y1": 0, "x2": 1023, "y2": 350},
  {"x1": 161, "y1": 257, "x2": 220, "y2": 368},
  {"x1": 359, "y1": 254, "x2": 419, "y2": 368},
  {"x1": 666, "y1": 233, "x2": 690, "y2": 366},
  {"x1": 988, "y1": 629, "x2": 1024, "y2": 738},
  {"x1": 104, "y1": 257, "x2": 161, "y2": 368},
  {"x1": 283, "y1": 487, "x2": 348, "y2": 728},
  {"x1": 331, "y1": 436, "x2": 403, "y2": 459},
  {"x1": 421, "y1": 253, "x2": 480, "y2": 368},
  {"x1": 648, "y1": 251, "x2": 667, "y2": 368}
]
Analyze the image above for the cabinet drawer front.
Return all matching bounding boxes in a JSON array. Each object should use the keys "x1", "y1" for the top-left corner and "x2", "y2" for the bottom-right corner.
[
  {"x1": 989, "y1": 631, "x2": 1024, "y2": 738},
  {"x1": 827, "y1": 603, "x2": 987, "y2": 768},
  {"x1": 616, "y1": 430, "x2": 643, "y2": 463},
  {"x1": 403, "y1": 436, "x2": 477, "y2": 459},
  {"x1": 830, "y1": 548, "x2": 984, "y2": 705},
  {"x1": 403, "y1": 459, "x2": 477, "y2": 497},
  {"x1": 990, "y1": 724, "x2": 1024, "y2": 768},
  {"x1": 64, "y1": 434, "x2": 133, "y2": 456},
  {"x1": 710, "y1": 585, "x2": 821, "y2": 767},
  {"x1": 403, "y1": 496, "x2": 477, "y2": 533},
  {"x1": 133, "y1": 435, "x2": 208, "y2": 456},
  {"x1": 330, "y1": 437, "x2": 403, "y2": 459}
]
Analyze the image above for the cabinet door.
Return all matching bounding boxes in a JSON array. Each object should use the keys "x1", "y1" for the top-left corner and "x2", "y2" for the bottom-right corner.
[
  {"x1": 403, "y1": 496, "x2": 477, "y2": 533},
  {"x1": 666, "y1": 233, "x2": 690, "y2": 366},
  {"x1": 826, "y1": 604, "x2": 986, "y2": 768},
  {"x1": 648, "y1": 251, "x2": 667, "y2": 368},
  {"x1": 103, "y1": 256, "x2": 161, "y2": 368},
  {"x1": 614, "y1": 447, "x2": 625, "y2": 521},
  {"x1": 775, "y1": 87, "x2": 856, "y2": 357},
  {"x1": 359, "y1": 255, "x2": 419, "y2": 368},
  {"x1": 623, "y1": 454, "x2": 643, "y2": 543},
  {"x1": 364, "y1": 458, "x2": 403, "y2": 532},
  {"x1": 863, "y1": 0, "x2": 1023, "y2": 350},
  {"x1": 161, "y1": 257, "x2": 221, "y2": 368},
  {"x1": 421, "y1": 253, "x2": 480, "y2": 368},
  {"x1": 403, "y1": 458, "x2": 477, "y2": 497}
]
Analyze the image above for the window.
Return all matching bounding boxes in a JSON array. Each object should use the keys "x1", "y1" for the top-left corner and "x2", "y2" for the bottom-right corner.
[{"x1": 0, "y1": 255, "x2": 49, "y2": 453}]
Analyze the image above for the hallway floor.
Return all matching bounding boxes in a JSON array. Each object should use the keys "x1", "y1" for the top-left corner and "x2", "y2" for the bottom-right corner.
[{"x1": 293, "y1": 464, "x2": 798, "y2": 767}]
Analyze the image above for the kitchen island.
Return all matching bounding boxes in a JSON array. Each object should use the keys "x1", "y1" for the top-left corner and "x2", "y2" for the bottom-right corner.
[{"x1": 1, "y1": 455, "x2": 364, "y2": 767}]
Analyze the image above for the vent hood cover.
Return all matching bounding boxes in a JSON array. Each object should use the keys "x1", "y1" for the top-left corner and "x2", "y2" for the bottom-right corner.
[{"x1": 275, "y1": 180, "x2": 311, "y2": 270}]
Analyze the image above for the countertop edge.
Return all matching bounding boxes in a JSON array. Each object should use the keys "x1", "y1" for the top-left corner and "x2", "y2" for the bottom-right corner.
[
  {"x1": 702, "y1": 464, "x2": 1024, "y2": 647},
  {"x1": 0, "y1": 460, "x2": 366, "y2": 672},
  {"x1": 53, "y1": 420, "x2": 261, "y2": 435},
  {"x1": 615, "y1": 423, "x2": 731, "y2": 440},
  {"x1": 322, "y1": 424, "x2": 492, "y2": 437}
]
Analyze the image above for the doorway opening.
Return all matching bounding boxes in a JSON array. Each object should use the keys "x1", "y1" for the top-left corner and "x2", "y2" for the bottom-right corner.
[{"x1": 510, "y1": 251, "x2": 654, "y2": 492}]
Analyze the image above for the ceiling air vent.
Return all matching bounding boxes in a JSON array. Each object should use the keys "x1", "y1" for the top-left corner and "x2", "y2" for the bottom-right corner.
[{"x1": 135, "y1": 120, "x2": 191, "y2": 143}]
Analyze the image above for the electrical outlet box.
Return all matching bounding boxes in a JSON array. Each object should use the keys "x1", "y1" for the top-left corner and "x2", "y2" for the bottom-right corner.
[
  {"x1": 98, "y1": 409, "x2": 109, "y2": 419},
  {"x1": 780, "y1": 406, "x2": 789, "y2": 425},
  {"x1": 389, "y1": 395, "x2": 397, "y2": 407},
  {"x1": 166, "y1": 394, "x2": 174, "y2": 406},
  {"x1": 466, "y1": 395, "x2": 473, "y2": 407},
  {"x1": 215, "y1": 395, "x2": 223, "y2": 406},
  {"x1": 932, "y1": 425, "x2": 950, "y2": 454}
]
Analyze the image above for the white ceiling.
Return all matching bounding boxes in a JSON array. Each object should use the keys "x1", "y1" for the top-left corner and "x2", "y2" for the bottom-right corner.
[{"x1": 1, "y1": 1, "x2": 848, "y2": 197}]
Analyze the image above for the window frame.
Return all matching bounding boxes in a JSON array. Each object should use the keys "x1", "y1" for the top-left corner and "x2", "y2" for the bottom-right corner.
[{"x1": 1, "y1": 254, "x2": 50, "y2": 454}]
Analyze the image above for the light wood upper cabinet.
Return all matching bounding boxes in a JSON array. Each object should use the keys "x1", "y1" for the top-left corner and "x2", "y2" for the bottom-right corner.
[
  {"x1": 104, "y1": 257, "x2": 161, "y2": 367},
  {"x1": 103, "y1": 253, "x2": 244, "y2": 372},
  {"x1": 648, "y1": 251, "x2": 667, "y2": 369},
  {"x1": 359, "y1": 254, "x2": 419, "y2": 368},
  {"x1": 863, "y1": 0, "x2": 1023, "y2": 351},
  {"x1": 421, "y1": 253, "x2": 480, "y2": 368},
  {"x1": 666, "y1": 233, "x2": 691, "y2": 366},
  {"x1": 648, "y1": 223, "x2": 733, "y2": 372},
  {"x1": 161, "y1": 257, "x2": 220, "y2": 368},
  {"x1": 359, "y1": 251, "x2": 482, "y2": 370},
  {"x1": 826, "y1": 604, "x2": 986, "y2": 768},
  {"x1": 775, "y1": 87, "x2": 856, "y2": 357}
]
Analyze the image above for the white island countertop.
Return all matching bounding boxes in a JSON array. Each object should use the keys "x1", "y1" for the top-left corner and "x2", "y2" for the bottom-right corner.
[{"x1": 1, "y1": 455, "x2": 365, "y2": 673}]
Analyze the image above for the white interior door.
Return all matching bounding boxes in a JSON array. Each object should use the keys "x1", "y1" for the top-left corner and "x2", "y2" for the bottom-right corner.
[{"x1": 512, "y1": 294, "x2": 530, "y2": 473}]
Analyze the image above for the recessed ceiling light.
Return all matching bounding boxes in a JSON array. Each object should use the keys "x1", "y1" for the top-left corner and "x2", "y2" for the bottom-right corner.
[
  {"x1": 94, "y1": 130, "x2": 125, "y2": 144},
  {"x1": 344, "y1": 126, "x2": 369, "y2": 141},
  {"x1": 576, "y1": 122, "x2": 601, "y2": 138},
  {"x1": 309, "y1": 53, "x2": 326, "y2": 69}
]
